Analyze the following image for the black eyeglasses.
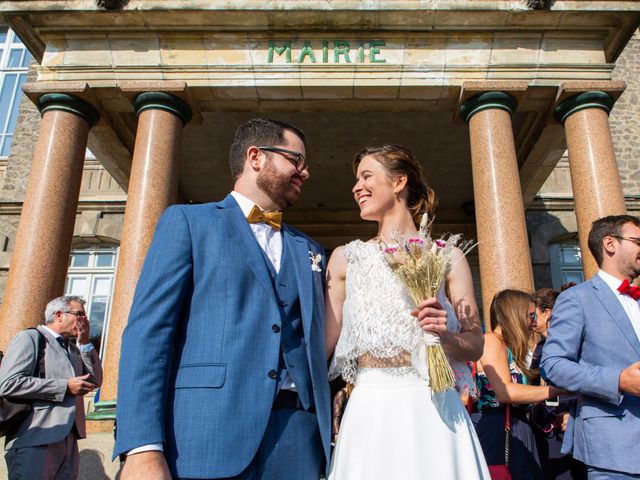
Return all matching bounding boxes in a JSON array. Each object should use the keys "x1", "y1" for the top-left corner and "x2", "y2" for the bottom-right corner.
[
  {"x1": 63, "y1": 310, "x2": 87, "y2": 319},
  {"x1": 612, "y1": 235, "x2": 640, "y2": 247},
  {"x1": 258, "y1": 146, "x2": 308, "y2": 173}
]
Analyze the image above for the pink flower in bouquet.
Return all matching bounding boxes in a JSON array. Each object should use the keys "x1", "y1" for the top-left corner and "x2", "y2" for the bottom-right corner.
[
  {"x1": 435, "y1": 239, "x2": 447, "y2": 248},
  {"x1": 383, "y1": 247, "x2": 403, "y2": 266},
  {"x1": 407, "y1": 237, "x2": 425, "y2": 256}
]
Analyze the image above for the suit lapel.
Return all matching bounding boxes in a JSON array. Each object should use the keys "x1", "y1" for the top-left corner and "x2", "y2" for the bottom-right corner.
[
  {"x1": 217, "y1": 195, "x2": 275, "y2": 296},
  {"x1": 282, "y1": 226, "x2": 314, "y2": 337},
  {"x1": 37, "y1": 326, "x2": 76, "y2": 376},
  {"x1": 591, "y1": 275, "x2": 640, "y2": 357}
]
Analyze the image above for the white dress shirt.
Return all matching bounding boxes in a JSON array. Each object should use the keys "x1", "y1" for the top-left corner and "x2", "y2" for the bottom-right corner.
[
  {"x1": 42, "y1": 325, "x2": 94, "y2": 353},
  {"x1": 597, "y1": 270, "x2": 640, "y2": 342},
  {"x1": 230, "y1": 191, "x2": 282, "y2": 272}
]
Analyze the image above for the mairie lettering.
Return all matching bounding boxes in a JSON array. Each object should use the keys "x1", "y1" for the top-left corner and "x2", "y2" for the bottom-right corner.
[{"x1": 267, "y1": 40, "x2": 386, "y2": 64}]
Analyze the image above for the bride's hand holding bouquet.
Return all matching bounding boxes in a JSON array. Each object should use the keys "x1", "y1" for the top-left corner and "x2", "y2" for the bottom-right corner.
[
  {"x1": 413, "y1": 297, "x2": 448, "y2": 337},
  {"x1": 413, "y1": 297, "x2": 452, "y2": 389}
]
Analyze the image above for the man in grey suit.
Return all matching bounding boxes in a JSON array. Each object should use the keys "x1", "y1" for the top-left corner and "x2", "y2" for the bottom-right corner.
[
  {"x1": 0, "y1": 295, "x2": 102, "y2": 479},
  {"x1": 542, "y1": 215, "x2": 640, "y2": 479}
]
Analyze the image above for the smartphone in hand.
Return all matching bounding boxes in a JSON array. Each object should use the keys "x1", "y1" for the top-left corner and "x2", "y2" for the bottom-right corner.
[{"x1": 545, "y1": 396, "x2": 560, "y2": 407}]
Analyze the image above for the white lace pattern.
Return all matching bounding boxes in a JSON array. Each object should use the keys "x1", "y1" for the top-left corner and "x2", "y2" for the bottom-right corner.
[
  {"x1": 329, "y1": 239, "x2": 474, "y2": 392},
  {"x1": 329, "y1": 240, "x2": 425, "y2": 383}
]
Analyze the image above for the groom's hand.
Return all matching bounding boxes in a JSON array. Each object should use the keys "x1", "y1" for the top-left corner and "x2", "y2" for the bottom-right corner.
[
  {"x1": 121, "y1": 451, "x2": 171, "y2": 480},
  {"x1": 413, "y1": 297, "x2": 448, "y2": 336}
]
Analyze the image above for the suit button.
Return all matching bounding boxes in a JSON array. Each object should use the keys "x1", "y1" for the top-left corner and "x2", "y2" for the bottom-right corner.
[
  {"x1": 279, "y1": 300, "x2": 287, "y2": 308},
  {"x1": 272, "y1": 324, "x2": 281, "y2": 333},
  {"x1": 268, "y1": 370, "x2": 278, "y2": 379}
]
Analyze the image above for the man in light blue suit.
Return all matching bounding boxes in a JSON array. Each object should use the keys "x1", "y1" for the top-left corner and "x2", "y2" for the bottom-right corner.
[
  {"x1": 114, "y1": 118, "x2": 331, "y2": 479},
  {"x1": 542, "y1": 215, "x2": 640, "y2": 479}
]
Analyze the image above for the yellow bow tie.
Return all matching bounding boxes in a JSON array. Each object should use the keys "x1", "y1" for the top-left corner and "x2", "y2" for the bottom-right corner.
[{"x1": 246, "y1": 205, "x2": 283, "y2": 230}]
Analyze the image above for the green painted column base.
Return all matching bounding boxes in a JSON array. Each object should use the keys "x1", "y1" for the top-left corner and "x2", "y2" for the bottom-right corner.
[{"x1": 87, "y1": 400, "x2": 117, "y2": 421}]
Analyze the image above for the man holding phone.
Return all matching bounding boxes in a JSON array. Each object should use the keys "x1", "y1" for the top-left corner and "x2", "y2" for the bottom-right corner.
[{"x1": 0, "y1": 296, "x2": 102, "y2": 479}]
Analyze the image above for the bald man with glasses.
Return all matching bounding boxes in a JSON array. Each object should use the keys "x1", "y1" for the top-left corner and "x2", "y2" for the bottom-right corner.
[{"x1": 0, "y1": 295, "x2": 102, "y2": 480}]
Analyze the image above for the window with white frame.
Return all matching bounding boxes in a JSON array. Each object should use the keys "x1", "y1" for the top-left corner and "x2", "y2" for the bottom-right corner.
[
  {"x1": 65, "y1": 247, "x2": 119, "y2": 358},
  {"x1": 0, "y1": 28, "x2": 31, "y2": 157},
  {"x1": 549, "y1": 240, "x2": 584, "y2": 290}
]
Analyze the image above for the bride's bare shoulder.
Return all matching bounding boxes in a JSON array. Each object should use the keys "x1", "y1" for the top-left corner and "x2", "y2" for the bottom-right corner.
[
  {"x1": 330, "y1": 244, "x2": 347, "y2": 258},
  {"x1": 328, "y1": 245, "x2": 348, "y2": 276}
]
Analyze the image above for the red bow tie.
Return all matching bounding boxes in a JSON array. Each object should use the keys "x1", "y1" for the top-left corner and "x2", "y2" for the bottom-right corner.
[{"x1": 618, "y1": 279, "x2": 640, "y2": 301}]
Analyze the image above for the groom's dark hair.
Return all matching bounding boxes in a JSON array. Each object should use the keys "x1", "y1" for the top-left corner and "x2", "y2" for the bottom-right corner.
[
  {"x1": 229, "y1": 118, "x2": 306, "y2": 182},
  {"x1": 588, "y1": 214, "x2": 640, "y2": 266}
]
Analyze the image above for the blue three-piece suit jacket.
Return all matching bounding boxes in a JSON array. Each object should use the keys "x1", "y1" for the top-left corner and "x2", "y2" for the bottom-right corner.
[{"x1": 114, "y1": 195, "x2": 332, "y2": 478}]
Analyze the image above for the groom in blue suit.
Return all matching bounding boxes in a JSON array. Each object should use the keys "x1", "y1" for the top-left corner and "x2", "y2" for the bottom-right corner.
[
  {"x1": 542, "y1": 215, "x2": 640, "y2": 479},
  {"x1": 114, "y1": 118, "x2": 331, "y2": 479}
]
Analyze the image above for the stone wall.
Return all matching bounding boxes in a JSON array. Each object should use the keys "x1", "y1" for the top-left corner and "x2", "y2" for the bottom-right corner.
[
  {"x1": 0, "y1": 64, "x2": 39, "y2": 275},
  {"x1": 0, "y1": 64, "x2": 39, "y2": 203},
  {"x1": 610, "y1": 30, "x2": 640, "y2": 193}
]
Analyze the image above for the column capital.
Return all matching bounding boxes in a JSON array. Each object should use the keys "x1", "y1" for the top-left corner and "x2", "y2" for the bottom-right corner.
[
  {"x1": 458, "y1": 91, "x2": 517, "y2": 125},
  {"x1": 35, "y1": 93, "x2": 100, "y2": 127},
  {"x1": 554, "y1": 91, "x2": 614, "y2": 125},
  {"x1": 133, "y1": 92, "x2": 193, "y2": 126}
]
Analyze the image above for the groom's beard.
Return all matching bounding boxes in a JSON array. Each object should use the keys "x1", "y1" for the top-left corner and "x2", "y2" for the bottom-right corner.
[{"x1": 256, "y1": 159, "x2": 303, "y2": 209}]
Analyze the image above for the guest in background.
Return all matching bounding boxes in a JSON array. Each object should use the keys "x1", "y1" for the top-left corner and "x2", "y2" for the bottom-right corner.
[
  {"x1": 530, "y1": 287, "x2": 587, "y2": 479},
  {"x1": 531, "y1": 288, "x2": 559, "y2": 357},
  {"x1": 541, "y1": 215, "x2": 640, "y2": 479},
  {"x1": 0, "y1": 296, "x2": 102, "y2": 480},
  {"x1": 475, "y1": 289, "x2": 563, "y2": 480}
]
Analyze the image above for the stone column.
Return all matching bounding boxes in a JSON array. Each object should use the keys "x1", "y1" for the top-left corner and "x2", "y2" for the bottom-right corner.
[
  {"x1": 459, "y1": 92, "x2": 534, "y2": 326},
  {"x1": 554, "y1": 91, "x2": 626, "y2": 279},
  {"x1": 0, "y1": 94, "x2": 99, "y2": 350},
  {"x1": 99, "y1": 92, "x2": 192, "y2": 407}
]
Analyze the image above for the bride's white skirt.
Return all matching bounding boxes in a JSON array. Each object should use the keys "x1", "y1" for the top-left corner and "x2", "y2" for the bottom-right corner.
[{"x1": 328, "y1": 368, "x2": 490, "y2": 480}]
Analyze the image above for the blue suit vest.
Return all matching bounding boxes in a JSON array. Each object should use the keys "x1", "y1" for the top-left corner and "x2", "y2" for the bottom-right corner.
[{"x1": 259, "y1": 242, "x2": 314, "y2": 409}]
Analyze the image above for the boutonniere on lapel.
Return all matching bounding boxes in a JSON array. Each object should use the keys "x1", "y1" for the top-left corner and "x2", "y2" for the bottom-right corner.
[{"x1": 309, "y1": 251, "x2": 322, "y2": 272}]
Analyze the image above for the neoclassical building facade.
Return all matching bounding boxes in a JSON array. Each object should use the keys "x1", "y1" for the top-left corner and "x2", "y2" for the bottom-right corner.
[{"x1": 0, "y1": 1, "x2": 639, "y2": 423}]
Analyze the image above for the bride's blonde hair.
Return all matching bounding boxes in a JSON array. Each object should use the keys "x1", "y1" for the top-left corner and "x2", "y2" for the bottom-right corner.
[{"x1": 353, "y1": 144, "x2": 437, "y2": 228}]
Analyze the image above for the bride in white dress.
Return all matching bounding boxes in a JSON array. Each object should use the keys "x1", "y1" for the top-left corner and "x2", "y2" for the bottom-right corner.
[{"x1": 325, "y1": 145, "x2": 490, "y2": 480}]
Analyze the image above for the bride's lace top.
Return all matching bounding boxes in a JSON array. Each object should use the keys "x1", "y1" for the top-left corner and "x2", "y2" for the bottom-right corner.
[
  {"x1": 328, "y1": 239, "x2": 476, "y2": 396},
  {"x1": 328, "y1": 240, "x2": 426, "y2": 383}
]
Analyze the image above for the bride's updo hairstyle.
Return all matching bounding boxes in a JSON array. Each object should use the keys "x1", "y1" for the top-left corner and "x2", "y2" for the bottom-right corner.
[{"x1": 353, "y1": 144, "x2": 437, "y2": 227}]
